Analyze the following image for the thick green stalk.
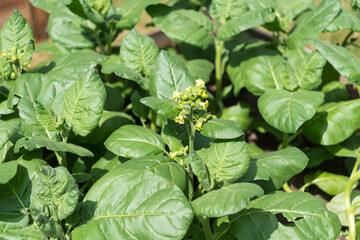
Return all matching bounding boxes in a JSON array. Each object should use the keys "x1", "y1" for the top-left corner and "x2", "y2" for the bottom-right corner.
[
  {"x1": 281, "y1": 133, "x2": 289, "y2": 149},
  {"x1": 344, "y1": 155, "x2": 360, "y2": 240},
  {"x1": 94, "y1": 33, "x2": 106, "y2": 55},
  {"x1": 105, "y1": 32, "x2": 113, "y2": 55},
  {"x1": 214, "y1": 38, "x2": 224, "y2": 112},
  {"x1": 198, "y1": 216, "x2": 213, "y2": 240},
  {"x1": 186, "y1": 118, "x2": 195, "y2": 155}
]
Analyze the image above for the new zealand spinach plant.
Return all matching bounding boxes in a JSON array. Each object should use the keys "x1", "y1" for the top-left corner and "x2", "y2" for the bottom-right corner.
[{"x1": 0, "y1": 0, "x2": 359, "y2": 239}]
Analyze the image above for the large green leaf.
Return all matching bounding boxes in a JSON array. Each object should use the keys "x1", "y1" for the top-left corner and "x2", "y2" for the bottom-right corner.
[
  {"x1": 149, "y1": 50, "x2": 195, "y2": 100},
  {"x1": 115, "y1": 0, "x2": 163, "y2": 29},
  {"x1": 0, "y1": 10, "x2": 34, "y2": 66},
  {"x1": 90, "y1": 151, "x2": 124, "y2": 184},
  {"x1": 155, "y1": 9, "x2": 213, "y2": 49},
  {"x1": 295, "y1": 51, "x2": 326, "y2": 90},
  {"x1": 326, "y1": 130, "x2": 360, "y2": 158},
  {"x1": 322, "y1": 81, "x2": 348, "y2": 103},
  {"x1": 47, "y1": 9, "x2": 96, "y2": 50},
  {"x1": 119, "y1": 155, "x2": 189, "y2": 194},
  {"x1": 325, "y1": 8, "x2": 360, "y2": 32},
  {"x1": 191, "y1": 183, "x2": 263, "y2": 217},
  {"x1": 102, "y1": 55, "x2": 149, "y2": 90},
  {"x1": 311, "y1": 38, "x2": 360, "y2": 85},
  {"x1": 61, "y1": 69, "x2": 106, "y2": 136},
  {"x1": 303, "y1": 99, "x2": 360, "y2": 145},
  {"x1": 82, "y1": 167, "x2": 194, "y2": 239},
  {"x1": 217, "y1": 8, "x2": 275, "y2": 41},
  {"x1": 14, "y1": 136, "x2": 94, "y2": 157},
  {"x1": 0, "y1": 223, "x2": 46, "y2": 240},
  {"x1": 239, "y1": 147, "x2": 308, "y2": 191},
  {"x1": 30, "y1": 166, "x2": 79, "y2": 238},
  {"x1": 304, "y1": 170, "x2": 348, "y2": 196},
  {"x1": 0, "y1": 118, "x2": 21, "y2": 149},
  {"x1": 120, "y1": 29, "x2": 159, "y2": 76},
  {"x1": 229, "y1": 191, "x2": 341, "y2": 240},
  {"x1": 199, "y1": 140, "x2": 249, "y2": 183},
  {"x1": 288, "y1": 0, "x2": 341, "y2": 48},
  {"x1": 0, "y1": 155, "x2": 46, "y2": 232},
  {"x1": 186, "y1": 59, "x2": 214, "y2": 84},
  {"x1": 29, "y1": 0, "x2": 71, "y2": 13},
  {"x1": 0, "y1": 160, "x2": 18, "y2": 184},
  {"x1": 222, "y1": 103, "x2": 251, "y2": 132},
  {"x1": 141, "y1": 97, "x2": 180, "y2": 119},
  {"x1": 258, "y1": 89, "x2": 324, "y2": 133},
  {"x1": 200, "y1": 119, "x2": 244, "y2": 139},
  {"x1": 105, "y1": 125, "x2": 166, "y2": 159},
  {"x1": 209, "y1": 0, "x2": 248, "y2": 24}
]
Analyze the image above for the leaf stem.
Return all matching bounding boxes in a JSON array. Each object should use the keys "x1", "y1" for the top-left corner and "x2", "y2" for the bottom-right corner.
[
  {"x1": 186, "y1": 117, "x2": 195, "y2": 155},
  {"x1": 298, "y1": 182, "x2": 311, "y2": 192},
  {"x1": 198, "y1": 216, "x2": 213, "y2": 240},
  {"x1": 214, "y1": 38, "x2": 224, "y2": 113},
  {"x1": 282, "y1": 182, "x2": 293, "y2": 193},
  {"x1": 342, "y1": 30, "x2": 354, "y2": 47},
  {"x1": 281, "y1": 133, "x2": 289, "y2": 149},
  {"x1": 151, "y1": 110, "x2": 157, "y2": 131}
]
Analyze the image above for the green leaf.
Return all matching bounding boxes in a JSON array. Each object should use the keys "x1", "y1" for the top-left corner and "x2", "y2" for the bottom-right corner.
[
  {"x1": 155, "y1": 9, "x2": 213, "y2": 49},
  {"x1": 119, "y1": 155, "x2": 190, "y2": 195},
  {"x1": 116, "y1": 0, "x2": 163, "y2": 29},
  {"x1": 304, "y1": 170, "x2": 348, "y2": 196},
  {"x1": 303, "y1": 147, "x2": 332, "y2": 168},
  {"x1": 200, "y1": 119, "x2": 244, "y2": 139},
  {"x1": 242, "y1": 51, "x2": 284, "y2": 96},
  {"x1": 200, "y1": 140, "x2": 249, "y2": 183},
  {"x1": 295, "y1": 51, "x2": 326, "y2": 89},
  {"x1": 311, "y1": 38, "x2": 360, "y2": 85},
  {"x1": 0, "y1": 57, "x2": 12, "y2": 81},
  {"x1": 30, "y1": 166, "x2": 79, "y2": 238},
  {"x1": 326, "y1": 130, "x2": 360, "y2": 158},
  {"x1": 327, "y1": 191, "x2": 360, "y2": 226},
  {"x1": 326, "y1": 8, "x2": 360, "y2": 32},
  {"x1": 192, "y1": 183, "x2": 263, "y2": 217},
  {"x1": 141, "y1": 97, "x2": 180, "y2": 119},
  {"x1": 120, "y1": 29, "x2": 159, "y2": 76},
  {"x1": 161, "y1": 121, "x2": 187, "y2": 153},
  {"x1": 102, "y1": 55, "x2": 149, "y2": 90},
  {"x1": 15, "y1": 136, "x2": 94, "y2": 157},
  {"x1": 0, "y1": 99, "x2": 16, "y2": 115},
  {"x1": 186, "y1": 59, "x2": 214, "y2": 84},
  {"x1": 35, "y1": 101, "x2": 59, "y2": 132},
  {"x1": 82, "y1": 168, "x2": 194, "y2": 239},
  {"x1": 0, "y1": 223, "x2": 46, "y2": 240},
  {"x1": 48, "y1": 9, "x2": 96, "y2": 50},
  {"x1": 73, "y1": 158, "x2": 86, "y2": 173},
  {"x1": 217, "y1": 8, "x2": 275, "y2": 41},
  {"x1": 229, "y1": 191, "x2": 341, "y2": 240},
  {"x1": 239, "y1": 147, "x2": 308, "y2": 191},
  {"x1": 322, "y1": 81, "x2": 348, "y2": 103},
  {"x1": 0, "y1": 10, "x2": 34, "y2": 66},
  {"x1": 303, "y1": 99, "x2": 360, "y2": 145},
  {"x1": 273, "y1": 0, "x2": 314, "y2": 29},
  {"x1": 149, "y1": 50, "x2": 195, "y2": 100},
  {"x1": 0, "y1": 118, "x2": 21, "y2": 149},
  {"x1": 0, "y1": 160, "x2": 18, "y2": 184},
  {"x1": 105, "y1": 125, "x2": 166, "y2": 159},
  {"x1": 222, "y1": 103, "x2": 251, "y2": 132},
  {"x1": 61, "y1": 69, "x2": 106, "y2": 136},
  {"x1": 72, "y1": 224, "x2": 86, "y2": 240},
  {"x1": 90, "y1": 151, "x2": 124, "y2": 184},
  {"x1": 29, "y1": 0, "x2": 72, "y2": 13},
  {"x1": 209, "y1": 0, "x2": 248, "y2": 24},
  {"x1": 189, "y1": 152, "x2": 212, "y2": 191},
  {"x1": 258, "y1": 89, "x2": 324, "y2": 133},
  {"x1": 130, "y1": 90, "x2": 150, "y2": 119},
  {"x1": 288, "y1": 0, "x2": 341, "y2": 48}
]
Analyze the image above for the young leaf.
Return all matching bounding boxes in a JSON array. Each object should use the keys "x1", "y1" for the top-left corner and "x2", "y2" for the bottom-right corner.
[
  {"x1": 149, "y1": 50, "x2": 195, "y2": 100},
  {"x1": 325, "y1": 8, "x2": 360, "y2": 32},
  {"x1": 200, "y1": 140, "x2": 250, "y2": 183},
  {"x1": 288, "y1": 0, "x2": 341, "y2": 48},
  {"x1": 0, "y1": 118, "x2": 21, "y2": 149},
  {"x1": 217, "y1": 8, "x2": 275, "y2": 41},
  {"x1": 82, "y1": 168, "x2": 194, "y2": 239},
  {"x1": 304, "y1": 170, "x2": 349, "y2": 196},
  {"x1": 0, "y1": 160, "x2": 18, "y2": 184},
  {"x1": 303, "y1": 99, "x2": 360, "y2": 145},
  {"x1": 186, "y1": 59, "x2": 214, "y2": 84},
  {"x1": 0, "y1": 9, "x2": 34, "y2": 66},
  {"x1": 209, "y1": 0, "x2": 248, "y2": 24},
  {"x1": 327, "y1": 191, "x2": 360, "y2": 226},
  {"x1": 0, "y1": 57, "x2": 12, "y2": 81},
  {"x1": 189, "y1": 152, "x2": 212, "y2": 191},
  {"x1": 200, "y1": 119, "x2": 244, "y2": 139},
  {"x1": 35, "y1": 101, "x2": 59, "y2": 131},
  {"x1": 295, "y1": 51, "x2": 326, "y2": 90},
  {"x1": 29, "y1": 0, "x2": 72, "y2": 13},
  {"x1": 15, "y1": 136, "x2": 94, "y2": 157},
  {"x1": 30, "y1": 166, "x2": 79, "y2": 237},
  {"x1": 258, "y1": 89, "x2": 324, "y2": 133},
  {"x1": 120, "y1": 29, "x2": 159, "y2": 76},
  {"x1": 191, "y1": 183, "x2": 263, "y2": 217},
  {"x1": 229, "y1": 191, "x2": 341, "y2": 240},
  {"x1": 61, "y1": 69, "x2": 106, "y2": 136},
  {"x1": 155, "y1": 9, "x2": 213, "y2": 49},
  {"x1": 105, "y1": 125, "x2": 166, "y2": 159},
  {"x1": 311, "y1": 38, "x2": 360, "y2": 85},
  {"x1": 141, "y1": 97, "x2": 180, "y2": 119},
  {"x1": 239, "y1": 147, "x2": 308, "y2": 192}
]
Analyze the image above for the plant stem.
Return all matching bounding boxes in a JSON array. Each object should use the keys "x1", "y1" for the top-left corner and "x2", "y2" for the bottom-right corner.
[
  {"x1": 104, "y1": 32, "x2": 113, "y2": 55},
  {"x1": 342, "y1": 30, "x2": 354, "y2": 47},
  {"x1": 283, "y1": 182, "x2": 293, "y2": 192},
  {"x1": 186, "y1": 117, "x2": 195, "y2": 155},
  {"x1": 198, "y1": 216, "x2": 213, "y2": 240},
  {"x1": 298, "y1": 183, "x2": 311, "y2": 192},
  {"x1": 214, "y1": 38, "x2": 224, "y2": 113},
  {"x1": 281, "y1": 133, "x2": 289, "y2": 149},
  {"x1": 151, "y1": 110, "x2": 157, "y2": 131},
  {"x1": 345, "y1": 156, "x2": 360, "y2": 240},
  {"x1": 94, "y1": 33, "x2": 106, "y2": 55}
]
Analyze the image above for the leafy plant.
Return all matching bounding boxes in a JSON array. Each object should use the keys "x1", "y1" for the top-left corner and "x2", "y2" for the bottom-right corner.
[{"x1": 0, "y1": 0, "x2": 359, "y2": 239}]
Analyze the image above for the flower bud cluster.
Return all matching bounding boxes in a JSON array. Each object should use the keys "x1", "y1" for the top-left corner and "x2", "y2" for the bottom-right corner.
[
  {"x1": 169, "y1": 146, "x2": 189, "y2": 159},
  {"x1": 173, "y1": 79, "x2": 214, "y2": 130}
]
